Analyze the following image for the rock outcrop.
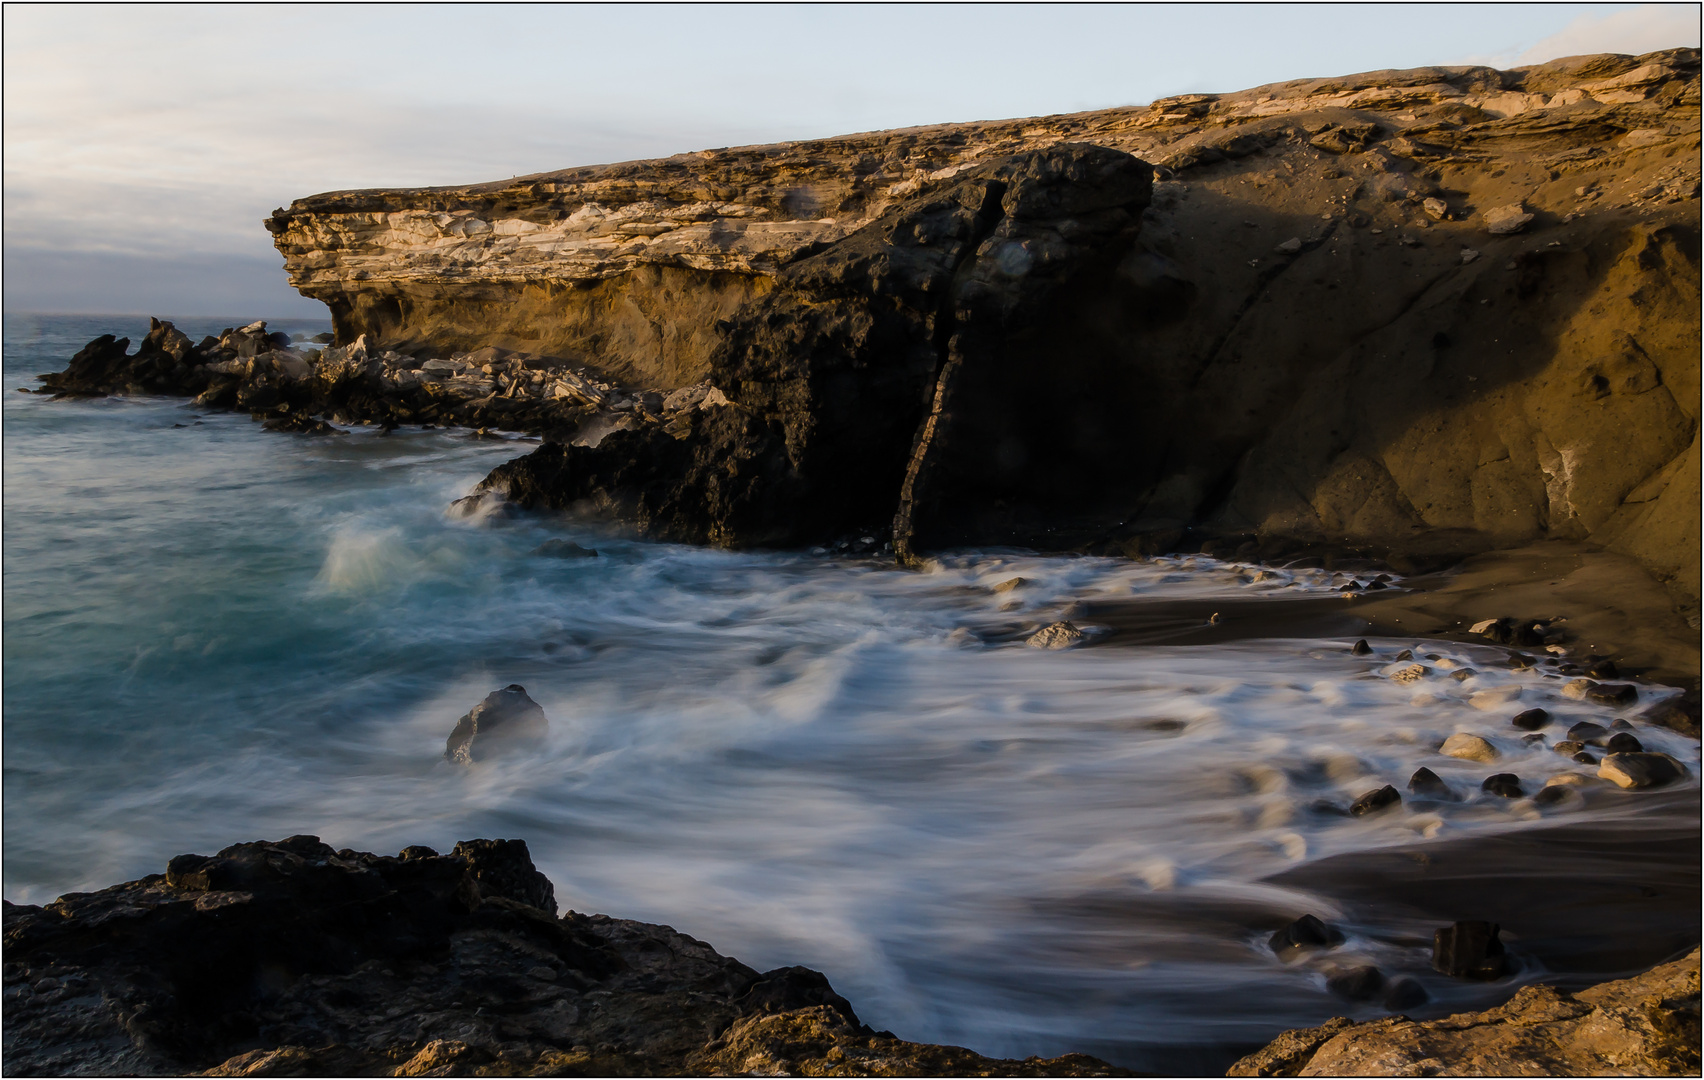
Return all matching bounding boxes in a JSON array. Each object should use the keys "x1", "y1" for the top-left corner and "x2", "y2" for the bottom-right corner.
[
  {"x1": 258, "y1": 50, "x2": 1700, "y2": 600},
  {"x1": 1227, "y1": 946, "x2": 1700, "y2": 1076},
  {"x1": 1, "y1": 837, "x2": 1126, "y2": 1077}
]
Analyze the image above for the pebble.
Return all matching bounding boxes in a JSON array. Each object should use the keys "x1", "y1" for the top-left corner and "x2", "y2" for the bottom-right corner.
[
  {"x1": 1391, "y1": 664, "x2": 1430, "y2": 684},
  {"x1": 1605, "y1": 732, "x2": 1644, "y2": 754},
  {"x1": 1566, "y1": 721, "x2": 1609, "y2": 745},
  {"x1": 1440, "y1": 733, "x2": 1499, "y2": 762},
  {"x1": 1269, "y1": 914, "x2": 1344, "y2": 960},
  {"x1": 1350, "y1": 785, "x2": 1401, "y2": 816},
  {"x1": 1026, "y1": 622, "x2": 1084, "y2": 650},
  {"x1": 1510, "y1": 708, "x2": 1551, "y2": 731},
  {"x1": 1598, "y1": 752, "x2": 1687, "y2": 789},
  {"x1": 1480, "y1": 773, "x2": 1523, "y2": 798},
  {"x1": 1407, "y1": 767, "x2": 1459, "y2": 801}
]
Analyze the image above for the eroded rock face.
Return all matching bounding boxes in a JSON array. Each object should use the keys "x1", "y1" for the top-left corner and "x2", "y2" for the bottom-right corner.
[
  {"x1": 1227, "y1": 946, "x2": 1701, "y2": 1076},
  {"x1": 265, "y1": 50, "x2": 1699, "y2": 598},
  {"x1": 1, "y1": 838, "x2": 1127, "y2": 1077}
]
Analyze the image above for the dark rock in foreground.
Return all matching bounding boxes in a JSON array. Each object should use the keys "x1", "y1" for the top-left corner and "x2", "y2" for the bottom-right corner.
[
  {"x1": 2, "y1": 837, "x2": 1127, "y2": 1077},
  {"x1": 1433, "y1": 920, "x2": 1507, "y2": 979},
  {"x1": 1229, "y1": 946, "x2": 1700, "y2": 1076}
]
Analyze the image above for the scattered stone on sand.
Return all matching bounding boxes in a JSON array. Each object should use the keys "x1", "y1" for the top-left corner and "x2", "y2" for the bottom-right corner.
[
  {"x1": 1510, "y1": 707, "x2": 1551, "y2": 730},
  {"x1": 1390, "y1": 663, "x2": 1429, "y2": 684},
  {"x1": 444, "y1": 684, "x2": 549, "y2": 764},
  {"x1": 1350, "y1": 639, "x2": 1372, "y2": 656},
  {"x1": 1349, "y1": 785, "x2": 1401, "y2": 816},
  {"x1": 1598, "y1": 752, "x2": 1688, "y2": 789},
  {"x1": 1269, "y1": 914, "x2": 1345, "y2": 961},
  {"x1": 1480, "y1": 773, "x2": 1523, "y2": 799},
  {"x1": 1439, "y1": 733, "x2": 1499, "y2": 762},
  {"x1": 1469, "y1": 685, "x2": 1523, "y2": 711},
  {"x1": 1230, "y1": 948, "x2": 1701, "y2": 1077},
  {"x1": 992, "y1": 576, "x2": 1027, "y2": 593},
  {"x1": 1325, "y1": 965, "x2": 1386, "y2": 1002},
  {"x1": 1432, "y1": 920, "x2": 1506, "y2": 979},
  {"x1": 532, "y1": 538, "x2": 599, "y2": 558},
  {"x1": 1483, "y1": 202, "x2": 1535, "y2": 234},
  {"x1": 1604, "y1": 731, "x2": 1645, "y2": 753},
  {"x1": 1566, "y1": 720, "x2": 1610, "y2": 744},
  {"x1": 1275, "y1": 237, "x2": 1304, "y2": 254},
  {"x1": 1026, "y1": 622, "x2": 1085, "y2": 649},
  {"x1": 1422, "y1": 197, "x2": 1449, "y2": 220},
  {"x1": 1407, "y1": 767, "x2": 1459, "y2": 801}
]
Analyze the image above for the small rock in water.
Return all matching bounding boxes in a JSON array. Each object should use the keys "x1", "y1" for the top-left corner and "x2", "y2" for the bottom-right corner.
[
  {"x1": 1469, "y1": 685, "x2": 1523, "y2": 711},
  {"x1": 1451, "y1": 668, "x2": 1478, "y2": 682},
  {"x1": 532, "y1": 539, "x2": 599, "y2": 559},
  {"x1": 1269, "y1": 914, "x2": 1344, "y2": 960},
  {"x1": 1605, "y1": 732, "x2": 1644, "y2": 754},
  {"x1": 1553, "y1": 740, "x2": 1586, "y2": 756},
  {"x1": 1532, "y1": 785, "x2": 1578, "y2": 807},
  {"x1": 1610, "y1": 718, "x2": 1635, "y2": 731},
  {"x1": 1566, "y1": 721, "x2": 1610, "y2": 745},
  {"x1": 1326, "y1": 965, "x2": 1386, "y2": 1002},
  {"x1": 1382, "y1": 975, "x2": 1430, "y2": 1011},
  {"x1": 1390, "y1": 663, "x2": 1430, "y2": 684},
  {"x1": 1350, "y1": 639, "x2": 1372, "y2": 656},
  {"x1": 1510, "y1": 708, "x2": 1550, "y2": 730},
  {"x1": 1350, "y1": 785, "x2": 1401, "y2": 816},
  {"x1": 1026, "y1": 622, "x2": 1084, "y2": 649},
  {"x1": 1522, "y1": 733, "x2": 1547, "y2": 744},
  {"x1": 1408, "y1": 767, "x2": 1458, "y2": 801},
  {"x1": 1433, "y1": 920, "x2": 1506, "y2": 979},
  {"x1": 1586, "y1": 657, "x2": 1620, "y2": 679},
  {"x1": 1394, "y1": 649, "x2": 1414, "y2": 661},
  {"x1": 1587, "y1": 683, "x2": 1638, "y2": 707},
  {"x1": 444, "y1": 685, "x2": 549, "y2": 765},
  {"x1": 1480, "y1": 773, "x2": 1523, "y2": 799},
  {"x1": 1561, "y1": 679, "x2": 1596, "y2": 700},
  {"x1": 1573, "y1": 751, "x2": 1600, "y2": 766},
  {"x1": 992, "y1": 577, "x2": 1026, "y2": 593},
  {"x1": 1440, "y1": 733, "x2": 1499, "y2": 762},
  {"x1": 1598, "y1": 752, "x2": 1687, "y2": 790}
]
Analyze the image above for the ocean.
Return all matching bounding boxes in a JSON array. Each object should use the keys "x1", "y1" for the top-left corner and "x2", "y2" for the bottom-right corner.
[{"x1": 4, "y1": 312, "x2": 1696, "y2": 1070}]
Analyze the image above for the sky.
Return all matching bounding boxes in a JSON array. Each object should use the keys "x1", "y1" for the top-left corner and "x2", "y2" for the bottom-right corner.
[{"x1": 3, "y1": 3, "x2": 1699, "y2": 319}]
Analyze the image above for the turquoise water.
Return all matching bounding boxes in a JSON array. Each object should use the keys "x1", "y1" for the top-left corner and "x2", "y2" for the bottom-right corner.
[{"x1": 4, "y1": 313, "x2": 1696, "y2": 1069}]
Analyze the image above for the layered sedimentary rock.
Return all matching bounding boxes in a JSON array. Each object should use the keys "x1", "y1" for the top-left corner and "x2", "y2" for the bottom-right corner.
[
  {"x1": 264, "y1": 49, "x2": 1702, "y2": 601},
  {"x1": 1228, "y1": 945, "x2": 1700, "y2": 1076},
  {"x1": 1, "y1": 837, "x2": 1124, "y2": 1077}
]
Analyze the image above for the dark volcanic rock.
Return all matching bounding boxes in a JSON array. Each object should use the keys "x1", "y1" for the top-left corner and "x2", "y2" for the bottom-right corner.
[
  {"x1": 1510, "y1": 707, "x2": 1551, "y2": 730},
  {"x1": 1349, "y1": 784, "x2": 1401, "y2": 816},
  {"x1": 1407, "y1": 767, "x2": 1459, "y2": 801},
  {"x1": 1432, "y1": 920, "x2": 1506, "y2": 979},
  {"x1": 1480, "y1": 772, "x2": 1524, "y2": 799},
  {"x1": 2, "y1": 839, "x2": 1126, "y2": 1077},
  {"x1": 1269, "y1": 914, "x2": 1345, "y2": 960},
  {"x1": 1325, "y1": 965, "x2": 1386, "y2": 1003},
  {"x1": 444, "y1": 684, "x2": 549, "y2": 764}
]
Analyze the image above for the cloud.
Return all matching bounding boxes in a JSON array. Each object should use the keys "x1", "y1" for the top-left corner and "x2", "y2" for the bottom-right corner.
[{"x1": 1518, "y1": 4, "x2": 1700, "y2": 65}]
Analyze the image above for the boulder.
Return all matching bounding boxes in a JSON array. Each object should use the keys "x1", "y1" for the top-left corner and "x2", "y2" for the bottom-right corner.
[
  {"x1": 1432, "y1": 920, "x2": 1506, "y2": 979},
  {"x1": 1325, "y1": 965, "x2": 1386, "y2": 1002},
  {"x1": 1598, "y1": 752, "x2": 1689, "y2": 789},
  {"x1": 1439, "y1": 733, "x2": 1499, "y2": 762},
  {"x1": 1390, "y1": 663, "x2": 1430, "y2": 684},
  {"x1": 1483, "y1": 202, "x2": 1535, "y2": 234},
  {"x1": 1566, "y1": 720, "x2": 1610, "y2": 744},
  {"x1": 444, "y1": 684, "x2": 549, "y2": 764},
  {"x1": 1604, "y1": 731, "x2": 1645, "y2": 753}
]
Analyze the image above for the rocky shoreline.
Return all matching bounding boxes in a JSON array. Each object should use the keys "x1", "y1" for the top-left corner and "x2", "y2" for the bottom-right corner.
[{"x1": 2, "y1": 836, "x2": 1128, "y2": 1077}]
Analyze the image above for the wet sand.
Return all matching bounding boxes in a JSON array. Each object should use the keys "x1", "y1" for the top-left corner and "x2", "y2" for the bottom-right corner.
[{"x1": 1088, "y1": 540, "x2": 1700, "y2": 688}]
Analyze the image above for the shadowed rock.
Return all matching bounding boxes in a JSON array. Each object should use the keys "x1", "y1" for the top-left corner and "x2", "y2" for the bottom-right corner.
[{"x1": 444, "y1": 684, "x2": 548, "y2": 764}]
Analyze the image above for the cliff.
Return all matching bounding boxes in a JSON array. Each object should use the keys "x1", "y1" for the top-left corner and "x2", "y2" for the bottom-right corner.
[{"x1": 249, "y1": 48, "x2": 1690, "y2": 602}]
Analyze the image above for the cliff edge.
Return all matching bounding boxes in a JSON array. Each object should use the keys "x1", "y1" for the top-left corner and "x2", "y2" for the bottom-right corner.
[{"x1": 259, "y1": 49, "x2": 1696, "y2": 601}]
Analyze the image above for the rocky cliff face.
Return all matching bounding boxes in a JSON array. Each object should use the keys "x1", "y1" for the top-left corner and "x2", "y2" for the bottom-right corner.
[{"x1": 271, "y1": 50, "x2": 1701, "y2": 599}]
